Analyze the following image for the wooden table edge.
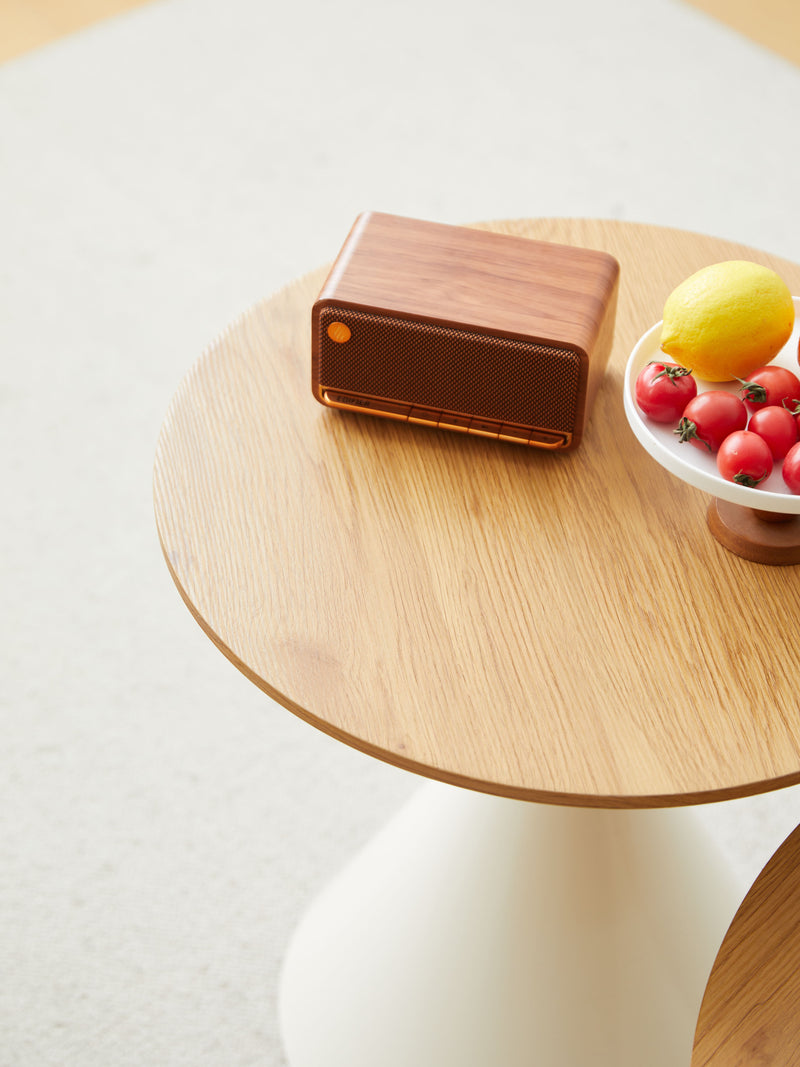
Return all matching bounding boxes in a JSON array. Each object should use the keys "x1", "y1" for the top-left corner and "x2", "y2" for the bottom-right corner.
[{"x1": 156, "y1": 520, "x2": 800, "y2": 809}]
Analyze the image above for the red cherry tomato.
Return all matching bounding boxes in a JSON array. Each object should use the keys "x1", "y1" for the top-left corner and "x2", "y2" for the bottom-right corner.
[
  {"x1": 635, "y1": 361, "x2": 697, "y2": 423},
  {"x1": 783, "y1": 441, "x2": 800, "y2": 493},
  {"x1": 738, "y1": 365, "x2": 800, "y2": 413},
  {"x1": 717, "y1": 430, "x2": 773, "y2": 488},
  {"x1": 674, "y1": 391, "x2": 747, "y2": 453},
  {"x1": 747, "y1": 405, "x2": 799, "y2": 460}
]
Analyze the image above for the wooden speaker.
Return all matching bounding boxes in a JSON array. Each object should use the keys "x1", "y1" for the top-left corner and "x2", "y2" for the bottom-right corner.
[{"x1": 311, "y1": 213, "x2": 620, "y2": 450}]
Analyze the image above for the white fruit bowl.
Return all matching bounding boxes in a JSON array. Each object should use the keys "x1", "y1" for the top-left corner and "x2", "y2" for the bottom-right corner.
[{"x1": 623, "y1": 296, "x2": 800, "y2": 516}]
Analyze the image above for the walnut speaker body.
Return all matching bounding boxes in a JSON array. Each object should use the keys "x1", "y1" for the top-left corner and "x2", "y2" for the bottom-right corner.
[{"x1": 312, "y1": 213, "x2": 620, "y2": 450}]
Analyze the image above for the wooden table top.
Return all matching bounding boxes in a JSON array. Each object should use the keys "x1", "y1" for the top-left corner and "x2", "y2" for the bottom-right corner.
[
  {"x1": 692, "y1": 822, "x2": 800, "y2": 1065},
  {"x1": 153, "y1": 218, "x2": 800, "y2": 808}
]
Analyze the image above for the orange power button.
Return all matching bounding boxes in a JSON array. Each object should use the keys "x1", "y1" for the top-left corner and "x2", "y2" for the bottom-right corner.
[{"x1": 327, "y1": 322, "x2": 351, "y2": 343}]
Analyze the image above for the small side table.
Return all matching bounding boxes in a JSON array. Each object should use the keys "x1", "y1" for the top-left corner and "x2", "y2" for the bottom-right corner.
[{"x1": 154, "y1": 219, "x2": 800, "y2": 1067}]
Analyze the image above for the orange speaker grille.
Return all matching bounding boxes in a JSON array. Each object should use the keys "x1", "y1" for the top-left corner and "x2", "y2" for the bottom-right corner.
[{"x1": 316, "y1": 307, "x2": 583, "y2": 433}]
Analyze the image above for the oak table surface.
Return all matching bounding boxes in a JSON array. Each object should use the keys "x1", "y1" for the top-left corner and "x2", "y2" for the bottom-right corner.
[
  {"x1": 153, "y1": 218, "x2": 800, "y2": 808},
  {"x1": 692, "y1": 822, "x2": 800, "y2": 1065}
]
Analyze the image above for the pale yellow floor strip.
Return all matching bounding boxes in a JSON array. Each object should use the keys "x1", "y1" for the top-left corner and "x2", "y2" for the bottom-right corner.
[
  {"x1": 682, "y1": 0, "x2": 800, "y2": 67},
  {"x1": 0, "y1": 0, "x2": 154, "y2": 63}
]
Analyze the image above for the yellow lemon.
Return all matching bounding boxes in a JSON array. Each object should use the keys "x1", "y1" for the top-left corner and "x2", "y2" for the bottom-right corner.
[{"x1": 659, "y1": 261, "x2": 794, "y2": 382}]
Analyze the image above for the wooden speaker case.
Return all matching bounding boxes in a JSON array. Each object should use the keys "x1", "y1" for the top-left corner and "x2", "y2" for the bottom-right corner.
[{"x1": 311, "y1": 212, "x2": 620, "y2": 450}]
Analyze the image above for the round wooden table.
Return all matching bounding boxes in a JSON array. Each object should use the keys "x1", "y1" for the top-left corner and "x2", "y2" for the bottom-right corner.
[{"x1": 154, "y1": 219, "x2": 800, "y2": 1067}]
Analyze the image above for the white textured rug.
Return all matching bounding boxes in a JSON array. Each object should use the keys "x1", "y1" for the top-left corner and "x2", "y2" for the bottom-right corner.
[{"x1": 2, "y1": 0, "x2": 800, "y2": 1062}]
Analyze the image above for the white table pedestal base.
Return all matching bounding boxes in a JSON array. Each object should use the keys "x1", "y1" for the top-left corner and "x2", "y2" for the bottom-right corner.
[{"x1": 279, "y1": 781, "x2": 741, "y2": 1067}]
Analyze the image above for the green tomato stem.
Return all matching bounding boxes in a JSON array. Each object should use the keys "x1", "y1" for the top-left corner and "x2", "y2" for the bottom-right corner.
[
  {"x1": 650, "y1": 361, "x2": 693, "y2": 386},
  {"x1": 733, "y1": 470, "x2": 769, "y2": 488},
  {"x1": 674, "y1": 417, "x2": 711, "y2": 449},
  {"x1": 735, "y1": 377, "x2": 767, "y2": 404}
]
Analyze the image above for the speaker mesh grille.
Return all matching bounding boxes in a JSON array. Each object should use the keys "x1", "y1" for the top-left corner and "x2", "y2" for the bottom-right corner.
[{"x1": 317, "y1": 307, "x2": 582, "y2": 432}]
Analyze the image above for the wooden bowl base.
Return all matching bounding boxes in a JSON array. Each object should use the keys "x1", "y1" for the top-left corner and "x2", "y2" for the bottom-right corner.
[{"x1": 707, "y1": 498, "x2": 800, "y2": 565}]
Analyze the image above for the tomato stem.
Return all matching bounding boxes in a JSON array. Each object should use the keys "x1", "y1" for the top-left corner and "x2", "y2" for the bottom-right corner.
[
  {"x1": 674, "y1": 417, "x2": 711, "y2": 449},
  {"x1": 649, "y1": 361, "x2": 693, "y2": 385},
  {"x1": 736, "y1": 377, "x2": 768, "y2": 404},
  {"x1": 733, "y1": 470, "x2": 769, "y2": 488}
]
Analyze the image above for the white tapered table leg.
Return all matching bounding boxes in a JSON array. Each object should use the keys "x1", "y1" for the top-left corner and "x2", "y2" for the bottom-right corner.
[{"x1": 279, "y1": 781, "x2": 742, "y2": 1067}]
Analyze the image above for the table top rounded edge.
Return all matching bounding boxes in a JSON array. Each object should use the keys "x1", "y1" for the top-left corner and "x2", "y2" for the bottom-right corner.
[{"x1": 153, "y1": 217, "x2": 800, "y2": 809}]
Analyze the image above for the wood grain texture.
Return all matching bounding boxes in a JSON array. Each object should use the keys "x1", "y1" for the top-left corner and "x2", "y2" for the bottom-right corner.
[
  {"x1": 153, "y1": 218, "x2": 800, "y2": 807},
  {"x1": 707, "y1": 499, "x2": 800, "y2": 565},
  {"x1": 316, "y1": 212, "x2": 620, "y2": 352},
  {"x1": 692, "y1": 821, "x2": 800, "y2": 1065}
]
